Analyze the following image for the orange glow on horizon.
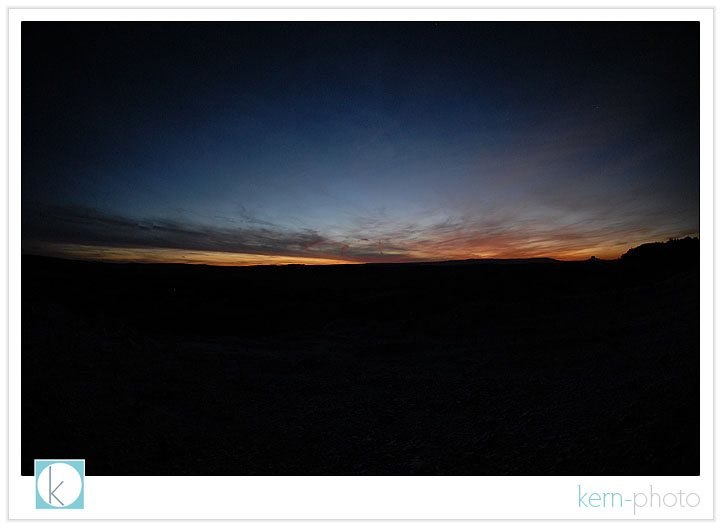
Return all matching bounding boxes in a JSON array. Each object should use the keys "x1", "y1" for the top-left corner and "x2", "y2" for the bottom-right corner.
[
  {"x1": 22, "y1": 234, "x2": 700, "y2": 267},
  {"x1": 26, "y1": 244, "x2": 353, "y2": 266}
]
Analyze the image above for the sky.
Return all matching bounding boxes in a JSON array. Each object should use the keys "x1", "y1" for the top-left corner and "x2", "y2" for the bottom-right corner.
[{"x1": 22, "y1": 22, "x2": 700, "y2": 264}]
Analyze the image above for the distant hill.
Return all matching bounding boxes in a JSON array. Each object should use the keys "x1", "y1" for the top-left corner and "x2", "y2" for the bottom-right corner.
[{"x1": 621, "y1": 237, "x2": 699, "y2": 268}]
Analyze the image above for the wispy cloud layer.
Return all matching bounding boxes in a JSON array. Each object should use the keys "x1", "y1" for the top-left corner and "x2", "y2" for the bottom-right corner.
[{"x1": 23, "y1": 198, "x2": 698, "y2": 264}]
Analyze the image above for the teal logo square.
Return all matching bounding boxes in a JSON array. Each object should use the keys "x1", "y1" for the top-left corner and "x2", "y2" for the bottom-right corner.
[{"x1": 35, "y1": 459, "x2": 84, "y2": 509}]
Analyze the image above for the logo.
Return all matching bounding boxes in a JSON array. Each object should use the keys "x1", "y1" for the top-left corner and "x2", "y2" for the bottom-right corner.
[{"x1": 35, "y1": 459, "x2": 84, "y2": 509}]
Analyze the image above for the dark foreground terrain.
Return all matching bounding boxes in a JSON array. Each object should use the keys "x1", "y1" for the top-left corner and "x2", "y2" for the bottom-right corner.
[{"x1": 22, "y1": 242, "x2": 700, "y2": 475}]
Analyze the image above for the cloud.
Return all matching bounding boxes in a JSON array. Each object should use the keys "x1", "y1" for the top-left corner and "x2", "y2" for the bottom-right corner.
[
  {"x1": 23, "y1": 191, "x2": 699, "y2": 265},
  {"x1": 23, "y1": 204, "x2": 338, "y2": 259}
]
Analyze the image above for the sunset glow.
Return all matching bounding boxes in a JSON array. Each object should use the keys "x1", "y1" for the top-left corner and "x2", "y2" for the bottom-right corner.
[{"x1": 22, "y1": 23, "x2": 699, "y2": 265}]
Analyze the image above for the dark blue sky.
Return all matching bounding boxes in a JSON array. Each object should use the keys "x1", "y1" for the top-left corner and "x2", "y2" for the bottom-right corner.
[{"x1": 22, "y1": 22, "x2": 699, "y2": 264}]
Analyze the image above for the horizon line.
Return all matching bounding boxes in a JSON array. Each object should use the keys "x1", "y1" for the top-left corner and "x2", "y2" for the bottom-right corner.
[
  {"x1": 21, "y1": 252, "x2": 617, "y2": 268},
  {"x1": 21, "y1": 236, "x2": 698, "y2": 268}
]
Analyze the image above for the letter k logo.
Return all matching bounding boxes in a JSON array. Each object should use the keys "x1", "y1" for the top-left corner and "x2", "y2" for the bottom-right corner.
[
  {"x1": 35, "y1": 460, "x2": 84, "y2": 509},
  {"x1": 47, "y1": 465, "x2": 64, "y2": 506}
]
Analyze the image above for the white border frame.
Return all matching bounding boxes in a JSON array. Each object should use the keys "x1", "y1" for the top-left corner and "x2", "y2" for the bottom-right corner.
[{"x1": 6, "y1": 7, "x2": 714, "y2": 520}]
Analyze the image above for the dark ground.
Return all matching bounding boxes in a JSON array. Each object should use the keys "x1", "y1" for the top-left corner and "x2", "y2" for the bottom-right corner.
[{"x1": 21, "y1": 245, "x2": 700, "y2": 475}]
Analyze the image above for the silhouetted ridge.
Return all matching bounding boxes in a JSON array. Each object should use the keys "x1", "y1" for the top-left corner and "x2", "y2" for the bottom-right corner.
[{"x1": 621, "y1": 237, "x2": 699, "y2": 268}]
